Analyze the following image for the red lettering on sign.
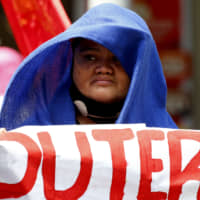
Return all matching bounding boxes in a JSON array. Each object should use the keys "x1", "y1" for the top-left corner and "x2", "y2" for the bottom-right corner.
[
  {"x1": 92, "y1": 128, "x2": 134, "y2": 200},
  {"x1": 0, "y1": 132, "x2": 41, "y2": 198},
  {"x1": 137, "y1": 130, "x2": 167, "y2": 200},
  {"x1": 38, "y1": 131, "x2": 93, "y2": 199},
  {"x1": 168, "y1": 130, "x2": 200, "y2": 200}
]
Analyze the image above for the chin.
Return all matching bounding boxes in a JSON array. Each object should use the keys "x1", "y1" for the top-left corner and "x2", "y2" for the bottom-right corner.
[
  {"x1": 87, "y1": 89, "x2": 121, "y2": 103},
  {"x1": 91, "y1": 95, "x2": 118, "y2": 104}
]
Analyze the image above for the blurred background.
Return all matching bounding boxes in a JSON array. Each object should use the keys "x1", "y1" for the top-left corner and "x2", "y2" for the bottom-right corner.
[{"x1": 0, "y1": 0, "x2": 199, "y2": 129}]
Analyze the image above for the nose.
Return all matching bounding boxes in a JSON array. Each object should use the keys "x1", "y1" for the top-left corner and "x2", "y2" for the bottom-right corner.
[{"x1": 95, "y1": 61, "x2": 113, "y2": 75}]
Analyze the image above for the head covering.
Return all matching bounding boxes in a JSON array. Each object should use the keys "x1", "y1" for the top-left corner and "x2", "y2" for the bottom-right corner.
[{"x1": 0, "y1": 3, "x2": 177, "y2": 130}]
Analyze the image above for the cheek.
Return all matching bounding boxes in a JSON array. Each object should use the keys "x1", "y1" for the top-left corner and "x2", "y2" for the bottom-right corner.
[
  {"x1": 117, "y1": 71, "x2": 130, "y2": 91},
  {"x1": 73, "y1": 65, "x2": 90, "y2": 92},
  {"x1": 73, "y1": 67, "x2": 81, "y2": 81}
]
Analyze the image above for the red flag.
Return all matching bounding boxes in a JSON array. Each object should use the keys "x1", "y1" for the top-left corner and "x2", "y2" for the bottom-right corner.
[{"x1": 1, "y1": 0, "x2": 71, "y2": 57}]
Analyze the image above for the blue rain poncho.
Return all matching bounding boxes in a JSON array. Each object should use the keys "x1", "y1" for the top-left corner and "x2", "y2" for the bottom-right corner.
[{"x1": 0, "y1": 3, "x2": 177, "y2": 130}]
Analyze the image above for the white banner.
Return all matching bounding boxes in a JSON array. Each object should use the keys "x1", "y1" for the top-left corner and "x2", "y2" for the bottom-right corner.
[
  {"x1": 87, "y1": 0, "x2": 132, "y2": 9},
  {"x1": 0, "y1": 124, "x2": 199, "y2": 200},
  {"x1": 0, "y1": 96, "x2": 3, "y2": 110}
]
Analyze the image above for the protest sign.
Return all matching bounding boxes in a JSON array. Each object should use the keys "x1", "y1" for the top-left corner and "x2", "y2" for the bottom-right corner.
[{"x1": 0, "y1": 124, "x2": 199, "y2": 199}]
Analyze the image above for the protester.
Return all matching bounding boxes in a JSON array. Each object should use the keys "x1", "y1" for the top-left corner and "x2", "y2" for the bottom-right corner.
[{"x1": 0, "y1": 3, "x2": 177, "y2": 130}]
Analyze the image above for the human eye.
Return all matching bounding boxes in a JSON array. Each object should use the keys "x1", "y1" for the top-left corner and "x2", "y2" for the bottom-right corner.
[{"x1": 84, "y1": 54, "x2": 96, "y2": 61}]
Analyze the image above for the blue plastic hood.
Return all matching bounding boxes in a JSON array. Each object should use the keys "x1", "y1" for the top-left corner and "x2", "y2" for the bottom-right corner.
[{"x1": 0, "y1": 3, "x2": 177, "y2": 129}]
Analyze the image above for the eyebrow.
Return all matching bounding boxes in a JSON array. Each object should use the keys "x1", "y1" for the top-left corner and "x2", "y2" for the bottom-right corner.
[{"x1": 79, "y1": 46, "x2": 100, "y2": 52}]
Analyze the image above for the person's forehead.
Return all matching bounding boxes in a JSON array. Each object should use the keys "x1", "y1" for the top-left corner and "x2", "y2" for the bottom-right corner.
[
  {"x1": 72, "y1": 38, "x2": 117, "y2": 58},
  {"x1": 76, "y1": 39, "x2": 102, "y2": 49}
]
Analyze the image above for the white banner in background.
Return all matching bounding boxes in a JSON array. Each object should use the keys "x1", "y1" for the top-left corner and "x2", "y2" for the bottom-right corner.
[
  {"x1": 0, "y1": 124, "x2": 199, "y2": 200},
  {"x1": 87, "y1": 0, "x2": 132, "y2": 9},
  {"x1": 0, "y1": 96, "x2": 3, "y2": 110}
]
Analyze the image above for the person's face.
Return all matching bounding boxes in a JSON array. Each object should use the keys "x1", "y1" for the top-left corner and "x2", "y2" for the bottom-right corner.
[{"x1": 72, "y1": 39, "x2": 130, "y2": 103}]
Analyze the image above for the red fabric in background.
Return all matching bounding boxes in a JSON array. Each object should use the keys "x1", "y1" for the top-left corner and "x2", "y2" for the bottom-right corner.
[
  {"x1": 1, "y1": 0, "x2": 71, "y2": 57},
  {"x1": 133, "y1": 0, "x2": 181, "y2": 49},
  {"x1": 160, "y1": 50, "x2": 192, "y2": 88}
]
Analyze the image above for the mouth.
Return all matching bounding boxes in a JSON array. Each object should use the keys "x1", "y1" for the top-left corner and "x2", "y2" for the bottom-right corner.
[{"x1": 91, "y1": 76, "x2": 114, "y2": 86}]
